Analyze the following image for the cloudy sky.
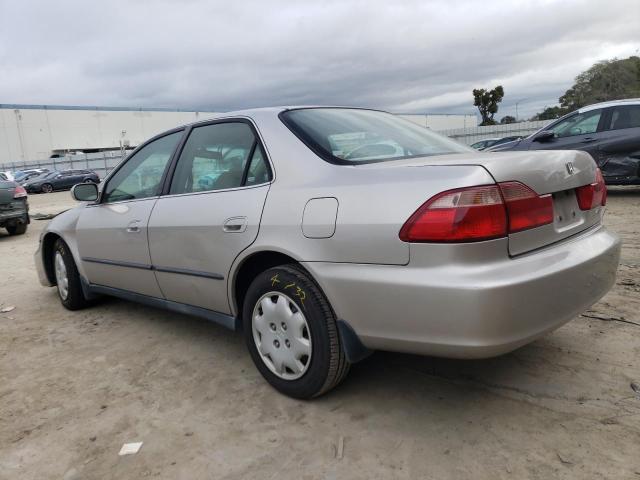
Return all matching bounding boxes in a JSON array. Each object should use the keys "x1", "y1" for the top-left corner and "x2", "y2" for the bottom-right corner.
[{"x1": 1, "y1": 0, "x2": 638, "y2": 119}]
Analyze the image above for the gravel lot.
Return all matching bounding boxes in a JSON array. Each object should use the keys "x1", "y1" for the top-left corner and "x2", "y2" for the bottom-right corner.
[{"x1": 1, "y1": 189, "x2": 639, "y2": 480}]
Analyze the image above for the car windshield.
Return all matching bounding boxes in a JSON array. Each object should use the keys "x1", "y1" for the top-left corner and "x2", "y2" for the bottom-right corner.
[{"x1": 280, "y1": 108, "x2": 472, "y2": 164}]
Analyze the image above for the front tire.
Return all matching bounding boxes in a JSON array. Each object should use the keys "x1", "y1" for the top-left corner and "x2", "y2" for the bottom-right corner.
[
  {"x1": 41, "y1": 183, "x2": 53, "y2": 193},
  {"x1": 53, "y1": 239, "x2": 89, "y2": 310},
  {"x1": 243, "y1": 264, "x2": 350, "y2": 399}
]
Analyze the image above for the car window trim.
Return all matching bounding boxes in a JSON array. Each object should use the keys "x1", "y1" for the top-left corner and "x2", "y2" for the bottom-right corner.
[
  {"x1": 241, "y1": 140, "x2": 258, "y2": 186},
  {"x1": 160, "y1": 117, "x2": 273, "y2": 196},
  {"x1": 99, "y1": 128, "x2": 186, "y2": 204},
  {"x1": 595, "y1": 107, "x2": 610, "y2": 133}
]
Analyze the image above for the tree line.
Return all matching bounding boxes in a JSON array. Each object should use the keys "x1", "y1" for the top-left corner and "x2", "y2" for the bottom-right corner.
[{"x1": 472, "y1": 56, "x2": 640, "y2": 125}]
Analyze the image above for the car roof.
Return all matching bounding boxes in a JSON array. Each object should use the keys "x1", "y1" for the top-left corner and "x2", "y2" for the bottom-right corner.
[
  {"x1": 184, "y1": 105, "x2": 387, "y2": 129},
  {"x1": 578, "y1": 98, "x2": 640, "y2": 113}
]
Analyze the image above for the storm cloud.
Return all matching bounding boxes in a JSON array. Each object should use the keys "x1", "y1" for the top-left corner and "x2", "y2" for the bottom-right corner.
[{"x1": 1, "y1": 0, "x2": 638, "y2": 118}]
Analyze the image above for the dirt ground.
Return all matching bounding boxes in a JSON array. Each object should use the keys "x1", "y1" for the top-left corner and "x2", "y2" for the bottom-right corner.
[{"x1": 1, "y1": 189, "x2": 639, "y2": 480}]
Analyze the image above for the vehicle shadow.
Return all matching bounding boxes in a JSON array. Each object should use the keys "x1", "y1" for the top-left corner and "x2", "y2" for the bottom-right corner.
[{"x1": 89, "y1": 293, "x2": 593, "y2": 411}]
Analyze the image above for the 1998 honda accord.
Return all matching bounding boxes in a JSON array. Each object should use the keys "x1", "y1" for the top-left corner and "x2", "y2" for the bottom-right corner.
[{"x1": 35, "y1": 107, "x2": 621, "y2": 398}]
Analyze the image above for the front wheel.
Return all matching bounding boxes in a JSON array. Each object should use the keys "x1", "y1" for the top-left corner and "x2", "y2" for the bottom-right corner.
[
  {"x1": 41, "y1": 183, "x2": 53, "y2": 193},
  {"x1": 242, "y1": 264, "x2": 350, "y2": 399},
  {"x1": 53, "y1": 239, "x2": 89, "y2": 310}
]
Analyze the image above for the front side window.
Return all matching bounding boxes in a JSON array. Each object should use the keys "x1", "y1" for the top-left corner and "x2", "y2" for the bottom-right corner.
[
  {"x1": 280, "y1": 108, "x2": 472, "y2": 164},
  {"x1": 549, "y1": 110, "x2": 602, "y2": 138},
  {"x1": 606, "y1": 105, "x2": 640, "y2": 131},
  {"x1": 102, "y1": 131, "x2": 182, "y2": 203},
  {"x1": 169, "y1": 122, "x2": 270, "y2": 195}
]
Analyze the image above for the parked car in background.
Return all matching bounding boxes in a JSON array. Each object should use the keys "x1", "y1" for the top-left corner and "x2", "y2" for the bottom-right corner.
[
  {"x1": 1, "y1": 171, "x2": 15, "y2": 181},
  {"x1": 35, "y1": 107, "x2": 620, "y2": 399},
  {"x1": 471, "y1": 136, "x2": 523, "y2": 151},
  {"x1": 14, "y1": 168, "x2": 50, "y2": 183},
  {"x1": 470, "y1": 138, "x2": 501, "y2": 150},
  {"x1": 489, "y1": 99, "x2": 640, "y2": 185},
  {"x1": 0, "y1": 178, "x2": 29, "y2": 235},
  {"x1": 23, "y1": 169, "x2": 100, "y2": 193}
]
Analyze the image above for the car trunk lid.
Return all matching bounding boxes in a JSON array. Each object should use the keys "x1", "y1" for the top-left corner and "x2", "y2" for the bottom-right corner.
[{"x1": 362, "y1": 150, "x2": 602, "y2": 255}]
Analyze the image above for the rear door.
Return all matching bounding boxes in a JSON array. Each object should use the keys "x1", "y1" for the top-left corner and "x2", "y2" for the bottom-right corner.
[
  {"x1": 596, "y1": 104, "x2": 640, "y2": 179},
  {"x1": 148, "y1": 120, "x2": 272, "y2": 314},
  {"x1": 76, "y1": 130, "x2": 183, "y2": 297}
]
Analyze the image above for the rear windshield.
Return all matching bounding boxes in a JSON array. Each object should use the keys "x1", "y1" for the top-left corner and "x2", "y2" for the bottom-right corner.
[{"x1": 280, "y1": 108, "x2": 472, "y2": 164}]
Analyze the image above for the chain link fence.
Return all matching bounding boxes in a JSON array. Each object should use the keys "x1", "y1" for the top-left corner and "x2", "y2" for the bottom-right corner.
[{"x1": 438, "y1": 120, "x2": 551, "y2": 145}]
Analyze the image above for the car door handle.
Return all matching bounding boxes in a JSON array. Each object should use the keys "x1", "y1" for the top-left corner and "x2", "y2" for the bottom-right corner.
[
  {"x1": 582, "y1": 137, "x2": 597, "y2": 143},
  {"x1": 223, "y1": 217, "x2": 247, "y2": 233},
  {"x1": 126, "y1": 220, "x2": 141, "y2": 233}
]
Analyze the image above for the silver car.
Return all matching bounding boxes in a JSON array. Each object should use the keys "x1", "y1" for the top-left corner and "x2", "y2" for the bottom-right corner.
[{"x1": 35, "y1": 107, "x2": 621, "y2": 398}]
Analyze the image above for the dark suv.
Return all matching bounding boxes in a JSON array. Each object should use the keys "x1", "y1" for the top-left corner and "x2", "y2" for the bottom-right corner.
[{"x1": 490, "y1": 99, "x2": 640, "y2": 185}]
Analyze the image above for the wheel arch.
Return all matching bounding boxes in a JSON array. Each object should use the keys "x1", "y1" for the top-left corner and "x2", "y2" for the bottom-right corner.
[
  {"x1": 41, "y1": 231, "x2": 62, "y2": 284},
  {"x1": 231, "y1": 250, "x2": 303, "y2": 321}
]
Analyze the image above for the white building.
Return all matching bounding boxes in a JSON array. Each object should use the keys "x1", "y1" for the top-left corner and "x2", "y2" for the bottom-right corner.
[
  {"x1": 0, "y1": 104, "x2": 478, "y2": 164},
  {"x1": 0, "y1": 104, "x2": 220, "y2": 164}
]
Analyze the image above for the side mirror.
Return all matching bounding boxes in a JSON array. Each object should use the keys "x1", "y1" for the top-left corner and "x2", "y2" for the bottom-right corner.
[
  {"x1": 72, "y1": 182, "x2": 99, "y2": 202},
  {"x1": 533, "y1": 130, "x2": 555, "y2": 142}
]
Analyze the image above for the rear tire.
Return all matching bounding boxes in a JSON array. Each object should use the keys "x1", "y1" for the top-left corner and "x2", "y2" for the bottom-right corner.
[
  {"x1": 243, "y1": 264, "x2": 350, "y2": 399},
  {"x1": 53, "y1": 239, "x2": 89, "y2": 310},
  {"x1": 6, "y1": 222, "x2": 27, "y2": 235},
  {"x1": 42, "y1": 183, "x2": 53, "y2": 193}
]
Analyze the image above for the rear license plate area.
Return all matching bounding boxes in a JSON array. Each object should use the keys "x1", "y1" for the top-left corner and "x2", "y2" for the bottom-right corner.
[{"x1": 552, "y1": 190, "x2": 581, "y2": 231}]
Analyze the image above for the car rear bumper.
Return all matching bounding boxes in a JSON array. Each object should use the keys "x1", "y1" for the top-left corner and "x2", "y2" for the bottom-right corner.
[
  {"x1": 303, "y1": 225, "x2": 621, "y2": 359},
  {"x1": 0, "y1": 201, "x2": 28, "y2": 226}
]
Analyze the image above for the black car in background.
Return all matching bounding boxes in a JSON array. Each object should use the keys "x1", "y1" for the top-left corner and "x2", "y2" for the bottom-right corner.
[
  {"x1": 489, "y1": 99, "x2": 640, "y2": 185},
  {"x1": 23, "y1": 169, "x2": 100, "y2": 193},
  {"x1": 14, "y1": 168, "x2": 50, "y2": 183},
  {"x1": 0, "y1": 178, "x2": 29, "y2": 235},
  {"x1": 471, "y1": 136, "x2": 523, "y2": 151}
]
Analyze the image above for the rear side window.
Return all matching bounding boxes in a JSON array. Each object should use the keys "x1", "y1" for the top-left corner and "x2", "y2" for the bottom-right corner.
[
  {"x1": 280, "y1": 108, "x2": 471, "y2": 164},
  {"x1": 169, "y1": 122, "x2": 271, "y2": 195},
  {"x1": 606, "y1": 105, "x2": 640, "y2": 131}
]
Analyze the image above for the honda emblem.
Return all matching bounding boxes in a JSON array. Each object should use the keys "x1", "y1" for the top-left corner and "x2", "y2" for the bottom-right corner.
[{"x1": 565, "y1": 162, "x2": 575, "y2": 175}]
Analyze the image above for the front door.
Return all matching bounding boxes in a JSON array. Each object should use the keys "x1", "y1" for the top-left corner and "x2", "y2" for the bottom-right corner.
[
  {"x1": 148, "y1": 121, "x2": 272, "y2": 313},
  {"x1": 76, "y1": 130, "x2": 183, "y2": 297},
  {"x1": 532, "y1": 108, "x2": 605, "y2": 153}
]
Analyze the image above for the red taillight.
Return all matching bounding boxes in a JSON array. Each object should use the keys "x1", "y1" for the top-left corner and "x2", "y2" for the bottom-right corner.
[
  {"x1": 498, "y1": 182, "x2": 553, "y2": 233},
  {"x1": 13, "y1": 185, "x2": 27, "y2": 199},
  {"x1": 399, "y1": 182, "x2": 555, "y2": 243},
  {"x1": 399, "y1": 185, "x2": 507, "y2": 242},
  {"x1": 575, "y1": 168, "x2": 607, "y2": 210}
]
